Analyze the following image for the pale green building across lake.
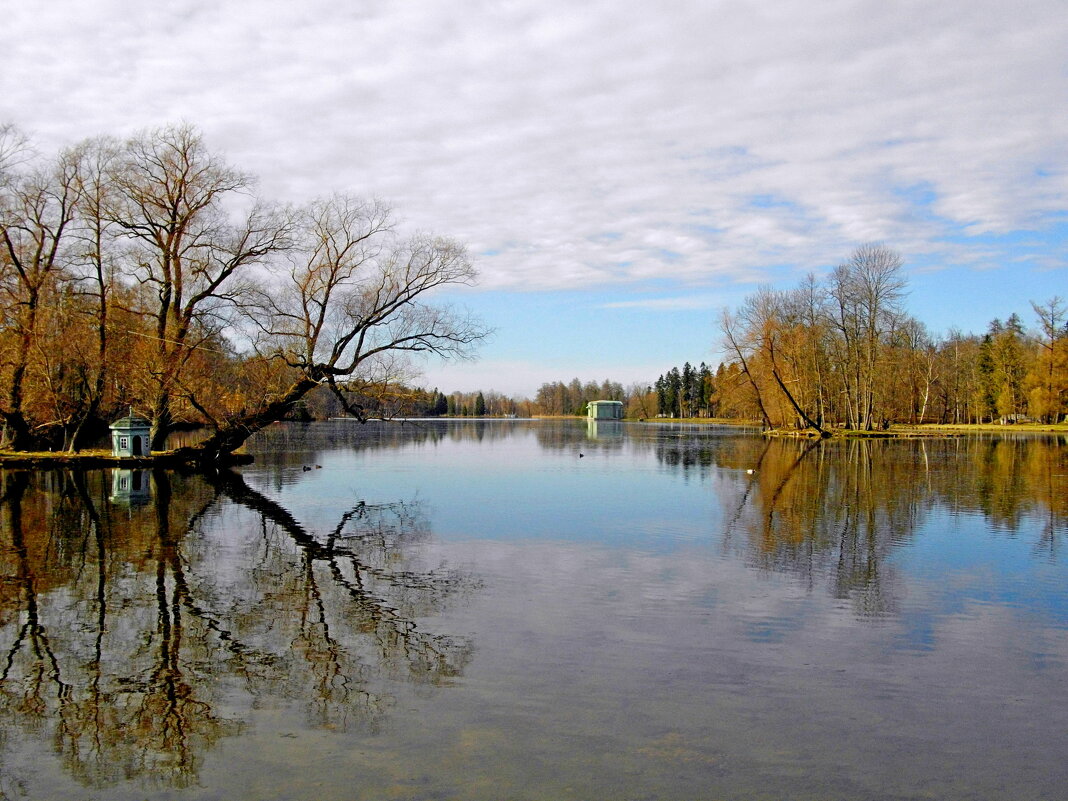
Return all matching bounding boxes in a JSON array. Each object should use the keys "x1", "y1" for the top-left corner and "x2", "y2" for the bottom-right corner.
[{"x1": 586, "y1": 400, "x2": 624, "y2": 420}]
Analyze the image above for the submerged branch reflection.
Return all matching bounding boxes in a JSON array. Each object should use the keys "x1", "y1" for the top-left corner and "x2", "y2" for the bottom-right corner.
[{"x1": 0, "y1": 467, "x2": 476, "y2": 791}]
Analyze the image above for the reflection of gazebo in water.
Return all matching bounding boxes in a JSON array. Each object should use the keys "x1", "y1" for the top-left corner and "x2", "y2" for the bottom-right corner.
[
  {"x1": 110, "y1": 469, "x2": 151, "y2": 505},
  {"x1": 109, "y1": 408, "x2": 151, "y2": 457}
]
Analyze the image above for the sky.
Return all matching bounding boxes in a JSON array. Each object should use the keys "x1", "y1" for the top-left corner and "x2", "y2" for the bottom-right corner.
[{"x1": 3, "y1": 0, "x2": 1066, "y2": 396}]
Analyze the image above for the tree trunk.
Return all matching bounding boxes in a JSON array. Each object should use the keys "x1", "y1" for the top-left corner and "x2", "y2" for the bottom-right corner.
[
  {"x1": 770, "y1": 367, "x2": 829, "y2": 437},
  {"x1": 150, "y1": 391, "x2": 174, "y2": 452},
  {"x1": 168, "y1": 376, "x2": 321, "y2": 464},
  {"x1": 1, "y1": 410, "x2": 33, "y2": 451}
]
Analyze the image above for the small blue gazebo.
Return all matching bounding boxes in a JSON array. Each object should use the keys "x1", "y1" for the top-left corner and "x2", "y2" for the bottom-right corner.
[{"x1": 109, "y1": 408, "x2": 152, "y2": 457}]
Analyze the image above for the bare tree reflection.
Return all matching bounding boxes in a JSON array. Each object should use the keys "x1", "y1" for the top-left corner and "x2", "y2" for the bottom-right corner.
[
  {"x1": 0, "y1": 467, "x2": 475, "y2": 792},
  {"x1": 709, "y1": 436, "x2": 1067, "y2": 617},
  {"x1": 0, "y1": 472, "x2": 71, "y2": 743},
  {"x1": 211, "y1": 470, "x2": 474, "y2": 729}
]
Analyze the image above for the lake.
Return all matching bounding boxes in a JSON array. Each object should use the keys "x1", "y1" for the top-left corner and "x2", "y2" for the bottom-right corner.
[{"x1": 1, "y1": 420, "x2": 1066, "y2": 800}]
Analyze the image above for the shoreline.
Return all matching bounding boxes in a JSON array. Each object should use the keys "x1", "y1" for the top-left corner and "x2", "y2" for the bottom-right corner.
[
  {"x1": 0, "y1": 450, "x2": 254, "y2": 469},
  {"x1": 1, "y1": 419, "x2": 1063, "y2": 468},
  {"x1": 762, "y1": 423, "x2": 1068, "y2": 439},
  {"x1": 633, "y1": 418, "x2": 1068, "y2": 438}
]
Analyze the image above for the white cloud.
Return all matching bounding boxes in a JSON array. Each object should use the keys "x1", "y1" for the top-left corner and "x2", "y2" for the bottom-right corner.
[{"x1": 2, "y1": 0, "x2": 1065, "y2": 299}]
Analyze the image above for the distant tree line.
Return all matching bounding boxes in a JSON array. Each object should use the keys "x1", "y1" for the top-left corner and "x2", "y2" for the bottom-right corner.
[
  {"x1": 532, "y1": 378, "x2": 625, "y2": 416},
  {"x1": 293, "y1": 385, "x2": 529, "y2": 419},
  {"x1": 429, "y1": 389, "x2": 519, "y2": 417},
  {"x1": 0, "y1": 122, "x2": 484, "y2": 459},
  {"x1": 716, "y1": 244, "x2": 1067, "y2": 431}
]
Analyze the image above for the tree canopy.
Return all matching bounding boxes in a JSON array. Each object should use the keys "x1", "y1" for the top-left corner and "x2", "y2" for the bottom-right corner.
[
  {"x1": 0, "y1": 123, "x2": 486, "y2": 460},
  {"x1": 716, "y1": 246, "x2": 1066, "y2": 430}
]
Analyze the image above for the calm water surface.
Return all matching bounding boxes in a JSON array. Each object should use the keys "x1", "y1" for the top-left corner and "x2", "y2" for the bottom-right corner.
[{"x1": 1, "y1": 420, "x2": 1066, "y2": 800}]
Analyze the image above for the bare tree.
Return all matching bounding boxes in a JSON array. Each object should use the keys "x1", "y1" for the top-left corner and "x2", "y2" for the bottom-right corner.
[
  {"x1": 61, "y1": 137, "x2": 122, "y2": 450},
  {"x1": 738, "y1": 287, "x2": 828, "y2": 435},
  {"x1": 105, "y1": 123, "x2": 292, "y2": 449},
  {"x1": 170, "y1": 195, "x2": 487, "y2": 463},
  {"x1": 0, "y1": 146, "x2": 80, "y2": 449},
  {"x1": 828, "y1": 244, "x2": 907, "y2": 429},
  {"x1": 720, "y1": 306, "x2": 772, "y2": 429},
  {"x1": 1028, "y1": 296, "x2": 1067, "y2": 423}
]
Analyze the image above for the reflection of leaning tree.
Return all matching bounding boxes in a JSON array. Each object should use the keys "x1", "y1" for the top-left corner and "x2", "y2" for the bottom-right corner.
[
  {"x1": 208, "y1": 470, "x2": 475, "y2": 728},
  {"x1": 719, "y1": 438, "x2": 916, "y2": 617},
  {"x1": 0, "y1": 468, "x2": 474, "y2": 791}
]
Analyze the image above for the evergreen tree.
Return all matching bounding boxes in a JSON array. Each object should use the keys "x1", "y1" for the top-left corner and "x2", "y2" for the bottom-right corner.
[
  {"x1": 699, "y1": 363, "x2": 715, "y2": 417},
  {"x1": 681, "y1": 362, "x2": 696, "y2": 417},
  {"x1": 976, "y1": 334, "x2": 997, "y2": 421},
  {"x1": 667, "y1": 367, "x2": 682, "y2": 417}
]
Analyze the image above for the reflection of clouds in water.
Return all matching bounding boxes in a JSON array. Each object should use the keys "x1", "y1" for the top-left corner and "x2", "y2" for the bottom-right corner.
[
  {"x1": 1, "y1": 423, "x2": 1065, "y2": 799},
  {"x1": 437, "y1": 533, "x2": 1068, "y2": 748},
  {"x1": 0, "y1": 469, "x2": 475, "y2": 793}
]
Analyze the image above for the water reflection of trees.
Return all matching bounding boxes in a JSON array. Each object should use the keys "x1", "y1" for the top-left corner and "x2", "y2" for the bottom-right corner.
[
  {"x1": 0, "y1": 468, "x2": 474, "y2": 792},
  {"x1": 658, "y1": 435, "x2": 1067, "y2": 616},
  {"x1": 248, "y1": 420, "x2": 539, "y2": 484}
]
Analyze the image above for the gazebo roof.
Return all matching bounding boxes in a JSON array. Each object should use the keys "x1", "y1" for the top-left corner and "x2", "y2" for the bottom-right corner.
[{"x1": 109, "y1": 409, "x2": 151, "y2": 431}]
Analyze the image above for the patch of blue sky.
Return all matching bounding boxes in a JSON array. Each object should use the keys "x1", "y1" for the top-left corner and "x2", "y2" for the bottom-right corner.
[
  {"x1": 745, "y1": 193, "x2": 800, "y2": 211},
  {"x1": 432, "y1": 286, "x2": 721, "y2": 383},
  {"x1": 905, "y1": 221, "x2": 1067, "y2": 334},
  {"x1": 588, "y1": 230, "x2": 624, "y2": 243},
  {"x1": 941, "y1": 221, "x2": 1068, "y2": 252},
  {"x1": 890, "y1": 179, "x2": 940, "y2": 211},
  {"x1": 681, "y1": 144, "x2": 778, "y2": 181},
  {"x1": 686, "y1": 221, "x2": 727, "y2": 237},
  {"x1": 910, "y1": 274, "x2": 1034, "y2": 334}
]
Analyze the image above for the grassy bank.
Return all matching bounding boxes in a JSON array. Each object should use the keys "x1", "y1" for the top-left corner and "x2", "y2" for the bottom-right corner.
[
  {"x1": 632, "y1": 417, "x2": 759, "y2": 426},
  {"x1": 637, "y1": 418, "x2": 1068, "y2": 438},
  {"x1": 895, "y1": 422, "x2": 1068, "y2": 433},
  {"x1": 764, "y1": 421, "x2": 1068, "y2": 439}
]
